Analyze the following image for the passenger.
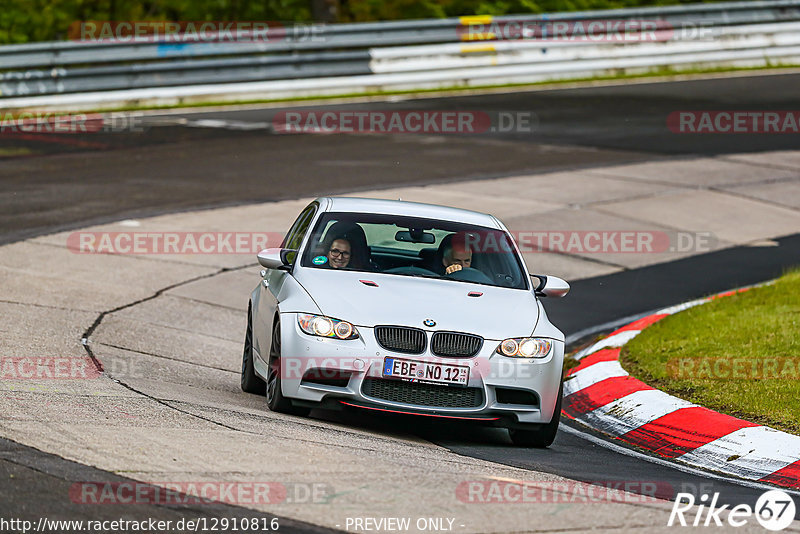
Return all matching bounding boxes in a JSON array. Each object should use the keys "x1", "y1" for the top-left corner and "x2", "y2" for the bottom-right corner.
[
  {"x1": 442, "y1": 233, "x2": 473, "y2": 275},
  {"x1": 326, "y1": 238, "x2": 352, "y2": 269},
  {"x1": 320, "y1": 221, "x2": 371, "y2": 270}
]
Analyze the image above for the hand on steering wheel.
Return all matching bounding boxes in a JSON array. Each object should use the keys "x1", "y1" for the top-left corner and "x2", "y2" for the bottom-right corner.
[{"x1": 445, "y1": 264, "x2": 463, "y2": 275}]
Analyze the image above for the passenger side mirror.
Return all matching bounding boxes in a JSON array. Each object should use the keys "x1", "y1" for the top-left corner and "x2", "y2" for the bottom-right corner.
[
  {"x1": 257, "y1": 248, "x2": 295, "y2": 271},
  {"x1": 531, "y1": 274, "x2": 570, "y2": 298}
]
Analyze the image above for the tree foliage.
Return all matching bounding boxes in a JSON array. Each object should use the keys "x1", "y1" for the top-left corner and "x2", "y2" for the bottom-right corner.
[{"x1": 0, "y1": 0, "x2": 732, "y2": 43}]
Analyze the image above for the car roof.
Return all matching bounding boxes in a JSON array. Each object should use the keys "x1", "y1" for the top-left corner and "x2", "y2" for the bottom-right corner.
[{"x1": 316, "y1": 197, "x2": 502, "y2": 229}]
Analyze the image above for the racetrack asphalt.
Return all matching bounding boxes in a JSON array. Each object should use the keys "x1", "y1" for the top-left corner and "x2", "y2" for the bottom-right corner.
[
  {"x1": 2, "y1": 71, "x2": 800, "y2": 245},
  {"x1": 0, "y1": 437, "x2": 337, "y2": 533},
  {"x1": 2, "y1": 72, "x2": 800, "y2": 528}
]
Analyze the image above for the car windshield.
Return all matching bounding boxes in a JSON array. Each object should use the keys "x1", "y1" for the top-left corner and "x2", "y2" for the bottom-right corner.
[{"x1": 300, "y1": 212, "x2": 528, "y2": 290}]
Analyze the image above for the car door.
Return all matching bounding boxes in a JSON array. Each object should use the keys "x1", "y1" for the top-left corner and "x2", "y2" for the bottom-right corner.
[{"x1": 254, "y1": 203, "x2": 318, "y2": 362}]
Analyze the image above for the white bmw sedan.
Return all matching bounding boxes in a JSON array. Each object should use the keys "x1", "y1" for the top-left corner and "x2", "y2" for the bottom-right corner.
[{"x1": 242, "y1": 197, "x2": 569, "y2": 447}]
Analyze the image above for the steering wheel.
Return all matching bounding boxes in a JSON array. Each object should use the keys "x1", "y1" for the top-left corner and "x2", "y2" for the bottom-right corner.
[{"x1": 444, "y1": 267, "x2": 493, "y2": 285}]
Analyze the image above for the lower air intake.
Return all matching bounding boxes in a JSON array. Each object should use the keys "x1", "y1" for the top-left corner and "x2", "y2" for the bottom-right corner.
[{"x1": 361, "y1": 378, "x2": 483, "y2": 408}]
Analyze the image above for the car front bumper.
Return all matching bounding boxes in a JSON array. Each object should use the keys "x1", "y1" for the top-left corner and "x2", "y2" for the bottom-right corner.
[{"x1": 277, "y1": 313, "x2": 564, "y2": 426}]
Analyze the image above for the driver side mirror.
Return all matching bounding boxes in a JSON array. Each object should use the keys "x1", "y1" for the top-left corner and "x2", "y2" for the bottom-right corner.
[
  {"x1": 257, "y1": 248, "x2": 295, "y2": 271},
  {"x1": 531, "y1": 274, "x2": 570, "y2": 298}
]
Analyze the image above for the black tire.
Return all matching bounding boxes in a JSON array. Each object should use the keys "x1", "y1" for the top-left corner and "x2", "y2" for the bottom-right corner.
[
  {"x1": 241, "y1": 306, "x2": 266, "y2": 394},
  {"x1": 266, "y1": 319, "x2": 311, "y2": 417},
  {"x1": 508, "y1": 381, "x2": 563, "y2": 448}
]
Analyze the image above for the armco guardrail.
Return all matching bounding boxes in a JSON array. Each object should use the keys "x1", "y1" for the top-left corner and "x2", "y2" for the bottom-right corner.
[{"x1": 1, "y1": 0, "x2": 800, "y2": 109}]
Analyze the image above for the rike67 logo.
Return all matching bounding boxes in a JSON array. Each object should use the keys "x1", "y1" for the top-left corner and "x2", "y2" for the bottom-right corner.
[{"x1": 668, "y1": 490, "x2": 796, "y2": 531}]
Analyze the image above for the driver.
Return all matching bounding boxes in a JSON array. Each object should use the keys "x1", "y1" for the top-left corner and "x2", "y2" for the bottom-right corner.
[{"x1": 442, "y1": 233, "x2": 473, "y2": 275}]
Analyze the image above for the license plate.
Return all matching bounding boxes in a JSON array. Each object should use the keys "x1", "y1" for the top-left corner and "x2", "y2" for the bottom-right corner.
[{"x1": 382, "y1": 357, "x2": 469, "y2": 386}]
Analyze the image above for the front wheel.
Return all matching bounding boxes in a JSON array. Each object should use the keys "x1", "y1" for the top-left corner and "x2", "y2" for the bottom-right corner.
[
  {"x1": 241, "y1": 307, "x2": 265, "y2": 394},
  {"x1": 266, "y1": 319, "x2": 310, "y2": 417},
  {"x1": 508, "y1": 381, "x2": 562, "y2": 448}
]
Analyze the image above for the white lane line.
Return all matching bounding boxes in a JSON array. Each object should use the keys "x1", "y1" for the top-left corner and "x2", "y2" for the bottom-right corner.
[
  {"x1": 565, "y1": 310, "x2": 654, "y2": 346},
  {"x1": 654, "y1": 298, "x2": 707, "y2": 315},
  {"x1": 677, "y1": 426, "x2": 800, "y2": 481},
  {"x1": 563, "y1": 360, "x2": 628, "y2": 396},
  {"x1": 573, "y1": 330, "x2": 640, "y2": 359},
  {"x1": 580, "y1": 389, "x2": 696, "y2": 435},
  {"x1": 185, "y1": 119, "x2": 271, "y2": 130},
  {"x1": 144, "y1": 117, "x2": 272, "y2": 130},
  {"x1": 559, "y1": 424, "x2": 800, "y2": 497}
]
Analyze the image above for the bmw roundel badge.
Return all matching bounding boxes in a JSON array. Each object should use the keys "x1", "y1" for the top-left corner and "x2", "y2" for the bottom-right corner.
[{"x1": 423, "y1": 319, "x2": 436, "y2": 327}]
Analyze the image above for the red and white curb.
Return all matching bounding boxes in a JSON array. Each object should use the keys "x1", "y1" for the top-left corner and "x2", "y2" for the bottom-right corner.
[{"x1": 562, "y1": 288, "x2": 800, "y2": 490}]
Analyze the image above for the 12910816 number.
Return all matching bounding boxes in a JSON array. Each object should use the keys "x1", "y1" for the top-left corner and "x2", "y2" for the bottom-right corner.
[{"x1": 193, "y1": 517, "x2": 279, "y2": 531}]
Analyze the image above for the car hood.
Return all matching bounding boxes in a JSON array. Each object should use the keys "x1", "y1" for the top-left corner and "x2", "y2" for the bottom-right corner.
[{"x1": 294, "y1": 269, "x2": 538, "y2": 339}]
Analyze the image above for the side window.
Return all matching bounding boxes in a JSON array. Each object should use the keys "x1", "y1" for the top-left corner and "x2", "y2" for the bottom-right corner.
[{"x1": 280, "y1": 205, "x2": 317, "y2": 264}]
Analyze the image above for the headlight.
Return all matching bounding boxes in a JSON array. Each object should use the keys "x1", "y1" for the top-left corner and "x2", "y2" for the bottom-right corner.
[
  {"x1": 496, "y1": 338, "x2": 552, "y2": 358},
  {"x1": 297, "y1": 314, "x2": 359, "y2": 340}
]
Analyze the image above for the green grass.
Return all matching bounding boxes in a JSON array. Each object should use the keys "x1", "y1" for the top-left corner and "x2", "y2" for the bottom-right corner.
[
  {"x1": 621, "y1": 269, "x2": 800, "y2": 434},
  {"x1": 0, "y1": 147, "x2": 35, "y2": 157}
]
